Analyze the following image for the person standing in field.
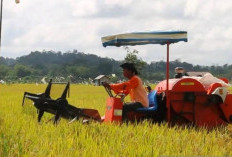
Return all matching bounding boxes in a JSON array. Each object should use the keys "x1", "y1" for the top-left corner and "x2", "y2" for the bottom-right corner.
[
  {"x1": 102, "y1": 63, "x2": 148, "y2": 121},
  {"x1": 145, "y1": 85, "x2": 158, "y2": 110}
]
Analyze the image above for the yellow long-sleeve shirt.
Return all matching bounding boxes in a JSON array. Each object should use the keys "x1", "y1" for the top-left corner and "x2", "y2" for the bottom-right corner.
[{"x1": 110, "y1": 75, "x2": 148, "y2": 108}]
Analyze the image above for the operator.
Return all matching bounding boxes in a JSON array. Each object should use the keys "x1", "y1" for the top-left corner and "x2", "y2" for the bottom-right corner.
[
  {"x1": 102, "y1": 63, "x2": 148, "y2": 121},
  {"x1": 174, "y1": 67, "x2": 189, "y2": 78},
  {"x1": 174, "y1": 67, "x2": 185, "y2": 78}
]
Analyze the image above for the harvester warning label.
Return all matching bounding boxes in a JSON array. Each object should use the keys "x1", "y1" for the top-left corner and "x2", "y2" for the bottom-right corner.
[
  {"x1": 114, "y1": 109, "x2": 122, "y2": 116},
  {"x1": 181, "y1": 82, "x2": 194, "y2": 85}
]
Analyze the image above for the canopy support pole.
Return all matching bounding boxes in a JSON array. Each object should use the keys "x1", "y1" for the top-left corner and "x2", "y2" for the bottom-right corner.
[{"x1": 166, "y1": 42, "x2": 170, "y2": 123}]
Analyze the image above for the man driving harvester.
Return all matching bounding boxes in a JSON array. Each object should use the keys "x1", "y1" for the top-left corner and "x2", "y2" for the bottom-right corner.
[{"x1": 102, "y1": 63, "x2": 148, "y2": 121}]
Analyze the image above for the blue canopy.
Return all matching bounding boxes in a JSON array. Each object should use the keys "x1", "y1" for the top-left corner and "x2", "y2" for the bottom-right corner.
[{"x1": 101, "y1": 31, "x2": 187, "y2": 47}]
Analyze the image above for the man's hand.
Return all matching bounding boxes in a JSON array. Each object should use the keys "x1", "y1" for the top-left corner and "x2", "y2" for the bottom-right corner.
[{"x1": 102, "y1": 82, "x2": 111, "y2": 89}]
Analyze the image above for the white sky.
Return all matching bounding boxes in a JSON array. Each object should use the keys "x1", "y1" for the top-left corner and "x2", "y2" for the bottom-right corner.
[{"x1": 1, "y1": 0, "x2": 232, "y2": 65}]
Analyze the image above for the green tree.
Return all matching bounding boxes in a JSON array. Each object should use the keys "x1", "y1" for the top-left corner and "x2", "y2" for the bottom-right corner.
[
  {"x1": 0, "y1": 65, "x2": 10, "y2": 79},
  {"x1": 123, "y1": 46, "x2": 146, "y2": 75},
  {"x1": 97, "y1": 62, "x2": 113, "y2": 75},
  {"x1": 14, "y1": 64, "x2": 32, "y2": 78}
]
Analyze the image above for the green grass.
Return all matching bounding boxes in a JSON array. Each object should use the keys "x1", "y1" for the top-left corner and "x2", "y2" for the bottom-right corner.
[{"x1": 1, "y1": 84, "x2": 232, "y2": 156}]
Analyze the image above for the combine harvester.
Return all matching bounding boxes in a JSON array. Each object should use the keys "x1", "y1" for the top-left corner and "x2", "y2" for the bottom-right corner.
[{"x1": 23, "y1": 31, "x2": 232, "y2": 128}]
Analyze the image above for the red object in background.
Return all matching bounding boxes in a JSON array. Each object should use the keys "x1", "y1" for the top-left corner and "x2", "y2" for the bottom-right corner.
[
  {"x1": 220, "y1": 77, "x2": 229, "y2": 84},
  {"x1": 103, "y1": 97, "x2": 123, "y2": 123},
  {"x1": 207, "y1": 83, "x2": 222, "y2": 94},
  {"x1": 220, "y1": 95, "x2": 232, "y2": 122}
]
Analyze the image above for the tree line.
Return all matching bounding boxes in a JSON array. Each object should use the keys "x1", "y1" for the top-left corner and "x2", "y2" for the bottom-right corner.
[{"x1": 0, "y1": 49, "x2": 231, "y2": 83}]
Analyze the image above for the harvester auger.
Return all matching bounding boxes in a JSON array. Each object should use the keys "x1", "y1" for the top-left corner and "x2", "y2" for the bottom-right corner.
[{"x1": 22, "y1": 79, "x2": 102, "y2": 124}]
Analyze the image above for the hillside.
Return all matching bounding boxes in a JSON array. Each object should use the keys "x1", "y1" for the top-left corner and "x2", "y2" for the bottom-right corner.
[{"x1": 0, "y1": 50, "x2": 232, "y2": 83}]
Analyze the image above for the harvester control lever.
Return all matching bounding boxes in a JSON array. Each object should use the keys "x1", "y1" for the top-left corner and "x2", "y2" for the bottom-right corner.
[{"x1": 102, "y1": 82, "x2": 113, "y2": 97}]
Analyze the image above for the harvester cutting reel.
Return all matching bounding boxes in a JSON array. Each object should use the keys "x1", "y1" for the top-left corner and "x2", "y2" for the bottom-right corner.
[{"x1": 22, "y1": 79, "x2": 102, "y2": 124}]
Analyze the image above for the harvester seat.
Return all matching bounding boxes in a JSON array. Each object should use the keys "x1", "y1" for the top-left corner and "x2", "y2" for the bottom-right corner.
[
  {"x1": 136, "y1": 90, "x2": 158, "y2": 112},
  {"x1": 132, "y1": 91, "x2": 167, "y2": 123}
]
